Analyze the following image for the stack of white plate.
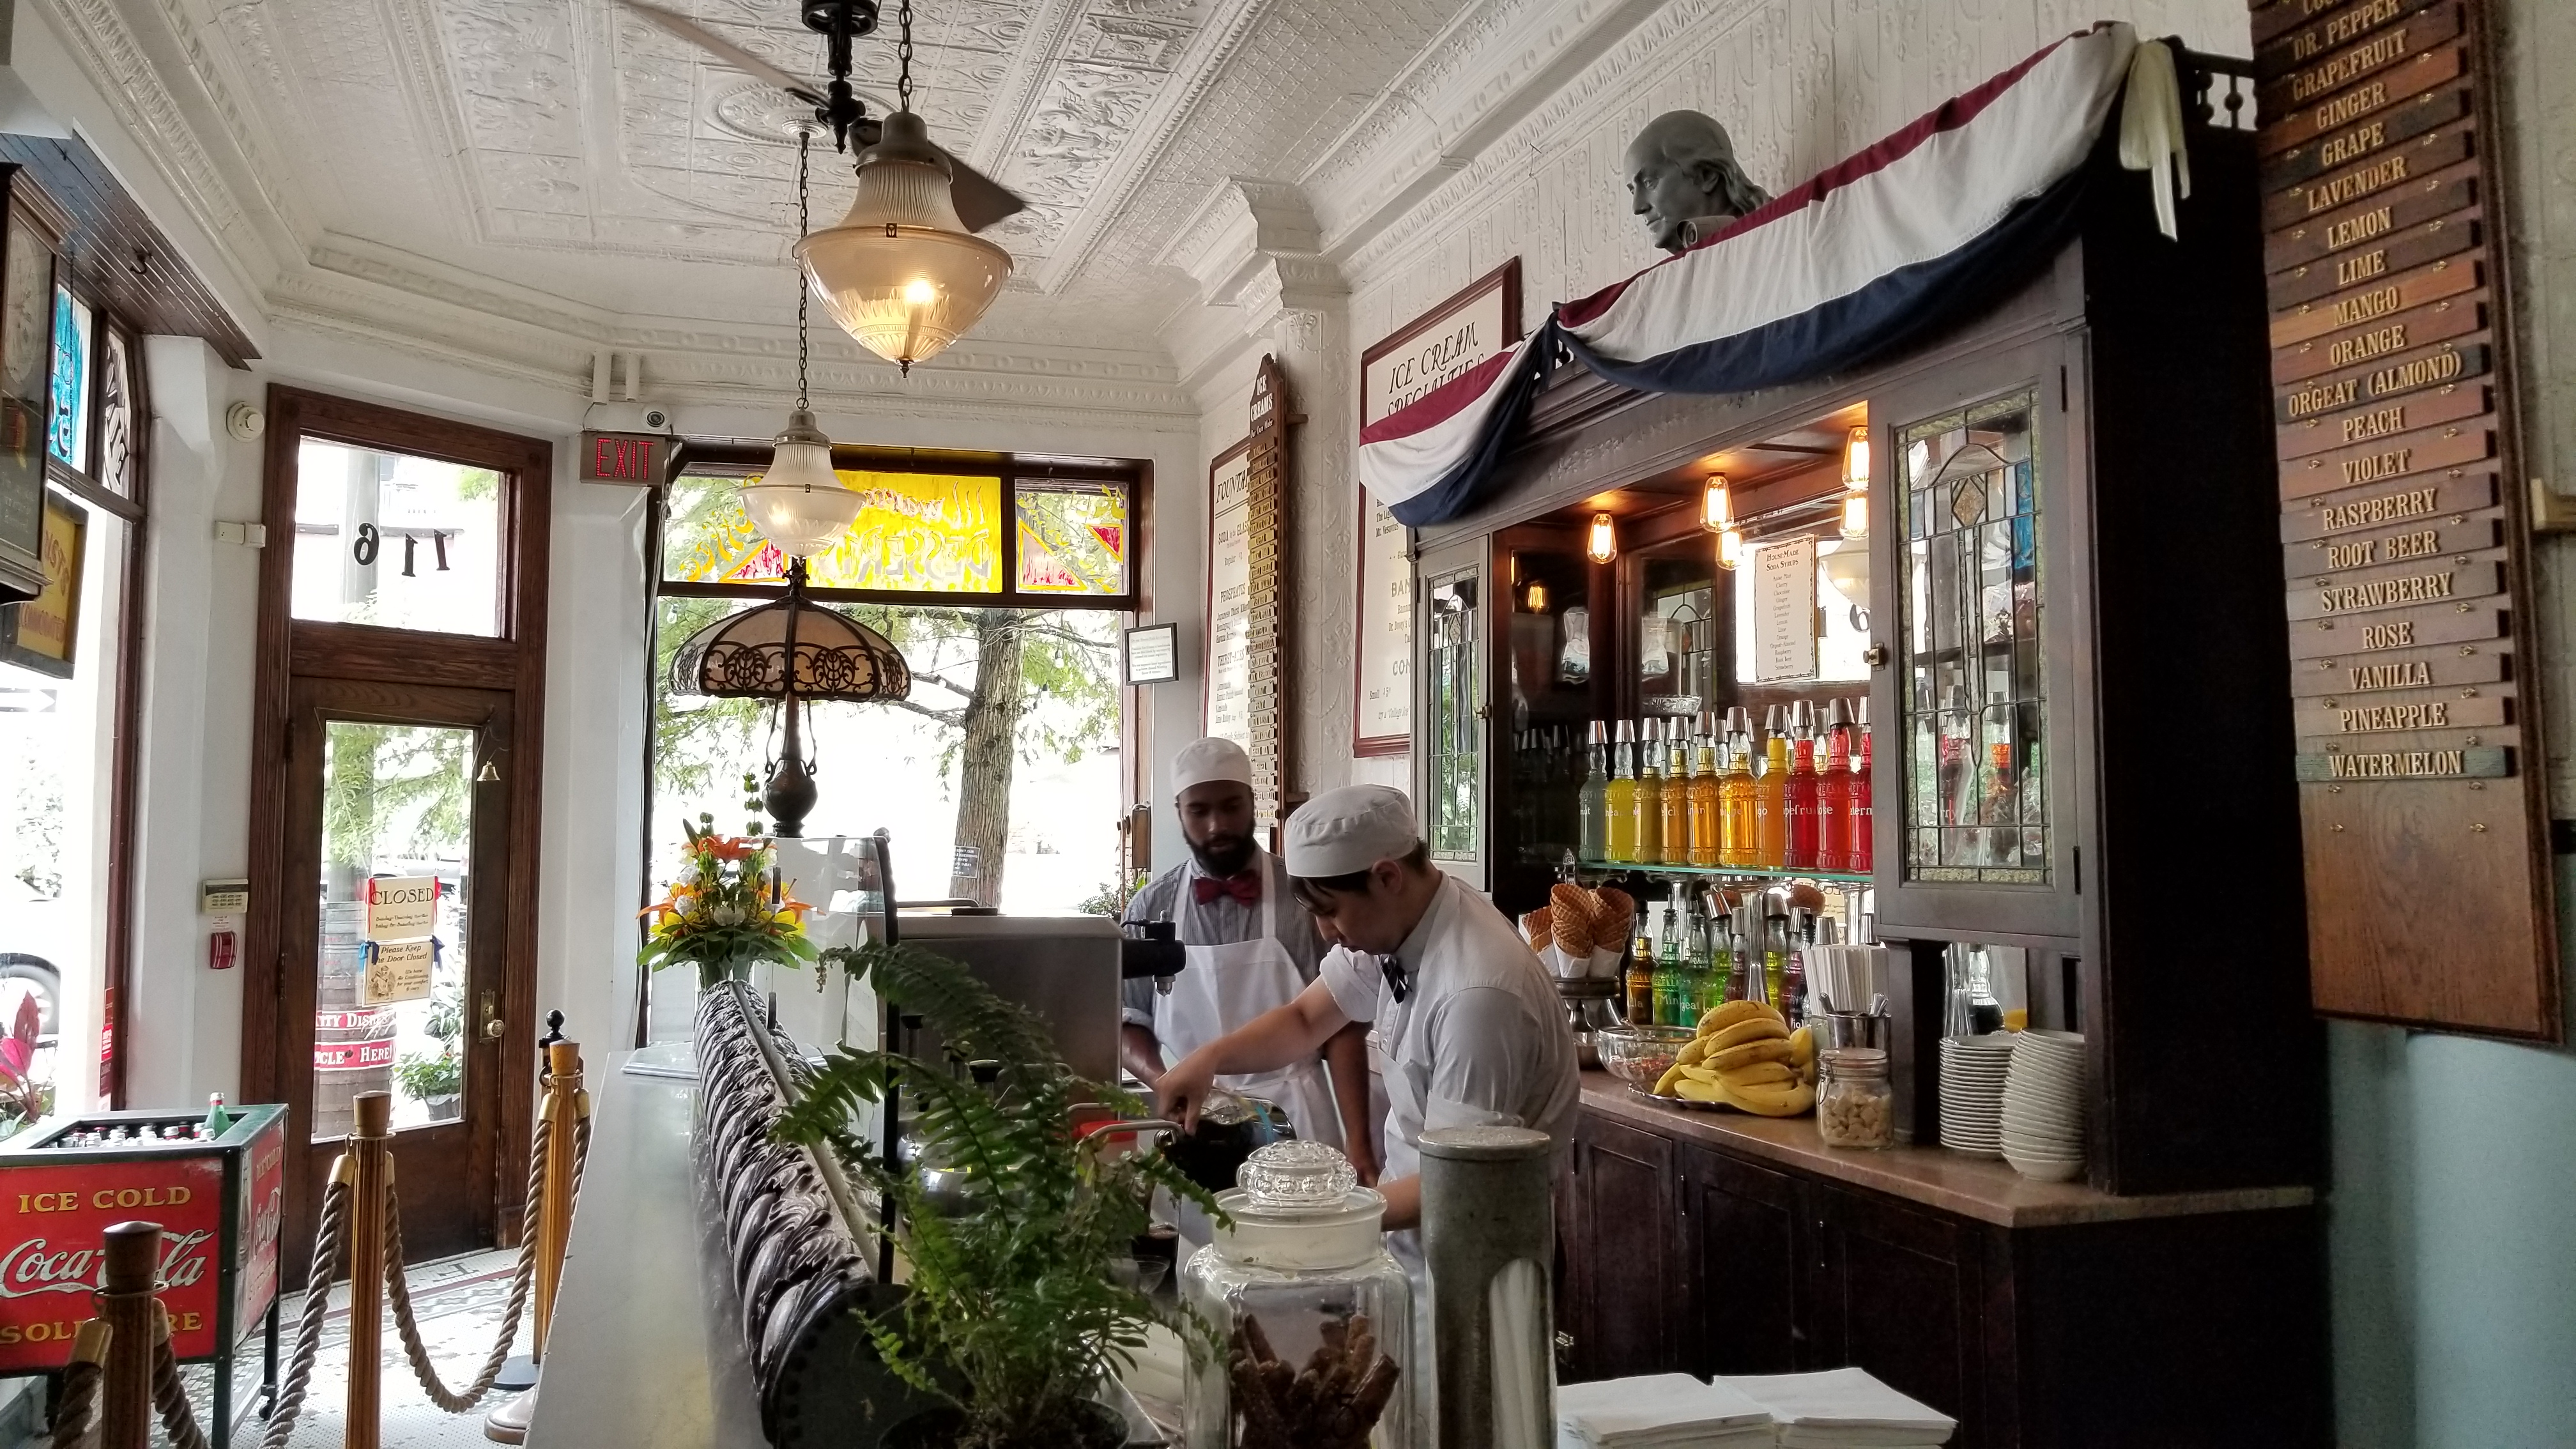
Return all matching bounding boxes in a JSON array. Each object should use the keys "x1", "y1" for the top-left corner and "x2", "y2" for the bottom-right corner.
[
  {"x1": 2001, "y1": 1030, "x2": 2088, "y2": 1182},
  {"x1": 1935, "y1": 1036, "x2": 2014, "y2": 1158}
]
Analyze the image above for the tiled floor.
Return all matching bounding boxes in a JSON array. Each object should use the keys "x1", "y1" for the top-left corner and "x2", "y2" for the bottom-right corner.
[{"x1": 183, "y1": 1248, "x2": 533, "y2": 1449}]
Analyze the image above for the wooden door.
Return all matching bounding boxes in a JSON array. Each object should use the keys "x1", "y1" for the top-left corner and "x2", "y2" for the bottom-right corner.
[
  {"x1": 1560, "y1": 1114, "x2": 1680, "y2": 1380},
  {"x1": 1676, "y1": 1146, "x2": 1803, "y2": 1377},
  {"x1": 275, "y1": 677, "x2": 518, "y2": 1264}
]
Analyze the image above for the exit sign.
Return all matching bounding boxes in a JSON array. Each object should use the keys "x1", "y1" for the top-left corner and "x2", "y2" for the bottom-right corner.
[{"x1": 580, "y1": 433, "x2": 664, "y2": 485}]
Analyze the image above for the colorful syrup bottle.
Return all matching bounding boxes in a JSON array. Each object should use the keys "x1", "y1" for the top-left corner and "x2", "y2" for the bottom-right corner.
[
  {"x1": 1634, "y1": 719, "x2": 1666, "y2": 866},
  {"x1": 1784, "y1": 701, "x2": 1821, "y2": 870},
  {"x1": 1625, "y1": 908, "x2": 1655, "y2": 1024},
  {"x1": 1661, "y1": 719, "x2": 1694, "y2": 866},
  {"x1": 1756, "y1": 705, "x2": 1790, "y2": 870},
  {"x1": 1720, "y1": 708, "x2": 1758, "y2": 868},
  {"x1": 1653, "y1": 899, "x2": 1683, "y2": 1027},
  {"x1": 1851, "y1": 698, "x2": 1874, "y2": 873},
  {"x1": 1579, "y1": 721, "x2": 1610, "y2": 863},
  {"x1": 1687, "y1": 711, "x2": 1722, "y2": 866},
  {"x1": 1763, "y1": 899, "x2": 1790, "y2": 1009},
  {"x1": 1606, "y1": 720, "x2": 1638, "y2": 863},
  {"x1": 1818, "y1": 700, "x2": 1854, "y2": 871}
]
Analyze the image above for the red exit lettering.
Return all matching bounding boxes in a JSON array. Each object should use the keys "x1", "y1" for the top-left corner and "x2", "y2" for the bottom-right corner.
[{"x1": 589, "y1": 436, "x2": 658, "y2": 482}]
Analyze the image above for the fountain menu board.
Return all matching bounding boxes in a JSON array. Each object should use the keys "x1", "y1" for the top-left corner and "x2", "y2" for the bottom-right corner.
[{"x1": 2255, "y1": 0, "x2": 2560, "y2": 1039}]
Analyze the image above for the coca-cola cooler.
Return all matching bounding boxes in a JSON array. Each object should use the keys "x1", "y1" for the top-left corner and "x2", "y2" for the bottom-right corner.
[{"x1": 0, "y1": 1105, "x2": 286, "y2": 1447}]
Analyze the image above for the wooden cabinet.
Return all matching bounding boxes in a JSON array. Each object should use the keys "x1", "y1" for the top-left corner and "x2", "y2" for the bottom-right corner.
[{"x1": 1560, "y1": 1094, "x2": 2329, "y2": 1449}]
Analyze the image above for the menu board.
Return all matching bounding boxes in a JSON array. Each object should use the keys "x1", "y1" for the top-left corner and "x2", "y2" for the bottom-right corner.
[
  {"x1": 2254, "y1": 0, "x2": 2559, "y2": 1039},
  {"x1": 1751, "y1": 535, "x2": 1820, "y2": 683},
  {"x1": 1243, "y1": 357, "x2": 1293, "y2": 831},
  {"x1": 1204, "y1": 440, "x2": 1254, "y2": 749}
]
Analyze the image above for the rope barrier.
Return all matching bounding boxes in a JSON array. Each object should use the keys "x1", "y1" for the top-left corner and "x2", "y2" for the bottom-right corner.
[
  {"x1": 257, "y1": 1172, "x2": 352, "y2": 1449},
  {"x1": 150, "y1": 1303, "x2": 210, "y2": 1449},
  {"x1": 49, "y1": 1322, "x2": 109, "y2": 1449}
]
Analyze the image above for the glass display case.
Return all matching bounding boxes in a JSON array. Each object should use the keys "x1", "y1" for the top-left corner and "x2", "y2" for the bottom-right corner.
[{"x1": 1418, "y1": 548, "x2": 1485, "y2": 887}]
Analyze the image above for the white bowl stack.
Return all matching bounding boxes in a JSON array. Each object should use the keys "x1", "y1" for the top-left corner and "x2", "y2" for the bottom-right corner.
[
  {"x1": 1935, "y1": 1036, "x2": 2014, "y2": 1158},
  {"x1": 2000, "y1": 1029, "x2": 2089, "y2": 1182}
]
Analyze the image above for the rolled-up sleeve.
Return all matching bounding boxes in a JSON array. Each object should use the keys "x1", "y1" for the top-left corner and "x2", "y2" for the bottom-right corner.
[
  {"x1": 1318, "y1": 946, "x2": 1382, "y2": 1024},
  {"x1": 1421, "y1": 986, "x2": 1546, "y2": 1134},
  {"x1": 1119, "y1": 976, "x2": 1157, "y2": 1029}
]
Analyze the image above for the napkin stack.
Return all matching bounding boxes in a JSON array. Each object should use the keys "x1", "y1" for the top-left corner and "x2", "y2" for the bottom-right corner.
[
  {"x1": 1556, "y1": 1374, "x2": 1774, "y2": 1448},
  {"x1": 1719, "y1": 1368, "x2": 1956, "y2": 1447}
]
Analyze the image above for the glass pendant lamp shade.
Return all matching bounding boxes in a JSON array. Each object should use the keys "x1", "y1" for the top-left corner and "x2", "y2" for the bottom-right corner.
[
  {"x1": 796, "y1": 112, "x2": 1012, "y2": 374},
  {"x1": 740, "y1": 409, "x2": 861, "y2": 558}
]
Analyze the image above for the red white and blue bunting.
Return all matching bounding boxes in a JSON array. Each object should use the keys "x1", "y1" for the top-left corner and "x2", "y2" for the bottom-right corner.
[{"x1": 1360, "y1": 23, "x2": 2179, "y2": 528}]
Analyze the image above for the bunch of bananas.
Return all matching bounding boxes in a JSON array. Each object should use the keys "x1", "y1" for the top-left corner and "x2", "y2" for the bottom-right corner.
[{"x1": 1650, "y1": 1000, "x2": 1817, "y2": 1117}]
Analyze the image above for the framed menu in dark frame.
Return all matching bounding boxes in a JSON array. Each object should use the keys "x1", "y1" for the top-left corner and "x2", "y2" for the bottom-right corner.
[{"x1": 0, "y1": 169, "x2": 69, "y2": 602}]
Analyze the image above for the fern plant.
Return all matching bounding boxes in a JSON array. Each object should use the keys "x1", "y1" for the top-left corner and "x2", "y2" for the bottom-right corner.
[{"x1": 778, "y1": 940, "x2": 1223, "y2": 1449}]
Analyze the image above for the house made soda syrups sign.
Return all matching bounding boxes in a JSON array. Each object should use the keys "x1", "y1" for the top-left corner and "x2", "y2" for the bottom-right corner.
[{"x1": 2252, "y1": 0, "x2": 2560, "y2": 1039}]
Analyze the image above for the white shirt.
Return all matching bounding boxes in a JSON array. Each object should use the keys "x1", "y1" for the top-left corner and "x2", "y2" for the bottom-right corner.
[{"x1": 1316, "y1": 873, "x2": 1581, "y2": 1186}]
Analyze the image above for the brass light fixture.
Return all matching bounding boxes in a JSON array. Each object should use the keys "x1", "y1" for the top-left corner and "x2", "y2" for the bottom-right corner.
[
  {"x1": 1586, "y1": 511, "x2": 1619, "y2": 564},
  {"x1": 796, "y1": 0, "x2": 1011, "y2": 374},
  {"x1": 742, "y1": 131, "x2": 864, "y2": 558},
  {"x1": 670, "y1": 560, "x2": 912, "y2": 838}
]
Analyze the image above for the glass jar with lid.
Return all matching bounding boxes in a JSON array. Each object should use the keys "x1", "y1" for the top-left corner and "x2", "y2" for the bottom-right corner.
[
  {"x1": 1816, "y1": 1047, "x2": 1895, "y2": 1149},
  {"x1": 1181, "y1": 1139, "x2": 1415, "y2": 1448}
]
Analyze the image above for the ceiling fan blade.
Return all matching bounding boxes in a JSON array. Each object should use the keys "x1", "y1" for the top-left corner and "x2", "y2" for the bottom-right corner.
[
  {"x1": 613, "y1": 0, "x2": 827, "y2": 107},
  {"x1": 940, "y1": 150, "x2": 1027, "y2": 234}
]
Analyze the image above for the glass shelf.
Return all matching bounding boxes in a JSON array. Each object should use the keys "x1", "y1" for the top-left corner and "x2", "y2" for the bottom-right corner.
[{"x1": 1572, "y1": 859, "x2": 1872, "y2": 887}]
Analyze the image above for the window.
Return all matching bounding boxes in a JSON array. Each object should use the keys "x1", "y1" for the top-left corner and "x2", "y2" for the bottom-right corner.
[
  {"x1": 290, "y1": 440, "x2": 504, "y2": 636},
  {"x1": 643, "y1": 449, "x2": 1144, "y2": 1040}
]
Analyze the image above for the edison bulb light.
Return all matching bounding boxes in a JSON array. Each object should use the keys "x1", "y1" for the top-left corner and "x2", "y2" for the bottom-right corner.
[
  {"x1": 1586, "y1": 512, "x2": 1618, "y2": 564},
  {"x1": 1841, "y1": 490, "x2": 1870, "y2": 539},
  {"x1": 1717, "y1": 525, "x2": 1744, "y2": 570},
  {"x1": 1700, "y1": 473, "x2": 1733, "y2": 533},
  {"x1": 1843, "y1": 425, "x2": 1871, "y2": 491}
]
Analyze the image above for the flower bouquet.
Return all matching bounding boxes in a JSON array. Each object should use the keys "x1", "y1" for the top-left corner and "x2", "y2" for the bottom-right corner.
[{"x1": 639, "y1": 814, "x2": 819, "y2": 988}]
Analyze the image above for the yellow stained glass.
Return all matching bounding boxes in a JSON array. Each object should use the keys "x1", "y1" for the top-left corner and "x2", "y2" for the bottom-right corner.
[
  {"x1": 666, "y1": 471, "x2": 1003, "y2": 592},
  {"x1": 1014, "y1": 480, "x2": 1128, "y2": 596}
]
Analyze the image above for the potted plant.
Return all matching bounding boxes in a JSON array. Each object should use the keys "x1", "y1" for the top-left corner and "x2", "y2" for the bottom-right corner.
[
  {"x1": 638, "y1": 812, "x2": 818, "y2": 989},
  {"x1": 778, "y1": 940, "x2": 1222, "y2": 1449},
  {"x1": 0, "y1": 995, "x2": 50, "y2": 1141},
  {"x1": 395, "y1": 983, "x2": 465, "y2": 1121}
]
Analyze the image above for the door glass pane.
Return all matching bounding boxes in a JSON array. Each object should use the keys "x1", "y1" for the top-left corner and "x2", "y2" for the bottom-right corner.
[
  {"x1": 314, "y1": 721, "x2": 475, "y2": 1141},
  {"x1": 1895, "y1": 391, "x2": 2046, "y2": 884},
  {"x1": 291, "y1": 441, "x2": 503, "y2": 636},
  {"x1": 1503, "y1": 545, "x2": 1591, "y2": 867},
  {"x1": 1425, "y1": 567, "x2": 1480, "y2": 861}
]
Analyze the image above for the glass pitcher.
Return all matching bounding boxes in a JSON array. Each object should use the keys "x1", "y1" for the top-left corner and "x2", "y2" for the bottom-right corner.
[{"x1": 1181, "y1": 1140, "x2": 1416, "y2": 1448}]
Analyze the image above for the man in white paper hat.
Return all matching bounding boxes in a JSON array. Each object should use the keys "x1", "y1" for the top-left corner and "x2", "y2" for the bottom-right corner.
[
  {"x1": 1120, "y1": 738, "x2": 1375, "y2": 1183},
  {"x1": 1154, "y1": 783, "x2": 1578, "y2": 1238}
]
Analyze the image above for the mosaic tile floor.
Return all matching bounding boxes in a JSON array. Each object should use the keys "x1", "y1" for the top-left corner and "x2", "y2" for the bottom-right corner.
[{"x1": 160, "y1": 1248, "x2": 533, "y2": 1449}]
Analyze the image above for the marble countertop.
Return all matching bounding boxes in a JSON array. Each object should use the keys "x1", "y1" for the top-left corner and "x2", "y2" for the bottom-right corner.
[{"x1": 1579, "y1": 1071, "x2": 2315, "y2": 1229}]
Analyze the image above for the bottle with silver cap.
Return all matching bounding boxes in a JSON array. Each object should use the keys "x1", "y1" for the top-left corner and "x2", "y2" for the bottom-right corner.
[
  {"x1": 1606, "y1": 719, "x2": 1639, "y2": 863},
  {"x1": 1851, "y1": 696, "x2": 1874, "y2": 874},
  {"x1": 1687, "y1": 710, "x2": 1722, "y2": 866},
  {"x1": 1579, "y1": 721, "x2": 1610, "y2": 862},
  {"x1": 1820, "y1": 698, "x2": 1855, "y2": 871},
  {"x1": 1784, "y1": 701, "x2": 1822, "y2": 871},
  {"x1": 1756, "y1": 705, "x2": 1790, "y2": 870}
]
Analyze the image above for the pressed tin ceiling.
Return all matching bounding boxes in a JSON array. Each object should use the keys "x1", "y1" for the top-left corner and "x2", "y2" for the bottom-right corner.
[{"x1": 181, "y1": 0, "x2": 1477, "y2": 344}]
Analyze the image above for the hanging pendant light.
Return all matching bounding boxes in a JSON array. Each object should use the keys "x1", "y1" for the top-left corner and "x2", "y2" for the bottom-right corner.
[
  {"x1": 1839, "y1": 424, "x2": 1871, "y2": 539},
  {"x1": 1699, "y1": 472, "x2": 1733, "y2": 533},
  {"x1": 795, "y1": 0, "x2": 1011, "y2": 375},
  {"x1": 1586, "y1": 512, "x2": 1619, "y2": 564},
  {"x1": 744, "y1": 130, "x2": 863, "y2": 559}
]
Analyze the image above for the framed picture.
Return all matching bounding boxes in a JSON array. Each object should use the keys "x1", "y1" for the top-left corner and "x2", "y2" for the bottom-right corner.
[
  {"x1": 1, "y1": 489, "x2": 86, "y2": 677},
  {"x1": 1353, "y1": 258, "x2": 1522, "y2": 756},
  {"x1": 0, "y1": 171, "x2": 68, "y2": 601},
  {"x1": 1123, "y1": 621, "x2": 1179, "y2": 686},
  {"x1": 1202, "y1": 437, "x2": 1254, "y2": 747}
]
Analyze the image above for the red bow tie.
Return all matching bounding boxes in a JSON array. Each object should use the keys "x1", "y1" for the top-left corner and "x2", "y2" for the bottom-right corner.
[{"x1": 1193, "y1": 871, "x2": 1261, "y2": 907}]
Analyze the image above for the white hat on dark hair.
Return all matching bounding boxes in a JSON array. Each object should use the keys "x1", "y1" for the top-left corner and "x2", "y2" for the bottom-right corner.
[
  {"x1": 1172, "y1": 737, "x2": 1254, "y2": 795},
  {"x1": 1285, "y1": 785, "x2": 1418, "y2": 878}
]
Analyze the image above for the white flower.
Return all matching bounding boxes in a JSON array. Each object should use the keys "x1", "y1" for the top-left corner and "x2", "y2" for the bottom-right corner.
[{"x1": 711, "y1": 903, "x2": 747, "y2": 926}]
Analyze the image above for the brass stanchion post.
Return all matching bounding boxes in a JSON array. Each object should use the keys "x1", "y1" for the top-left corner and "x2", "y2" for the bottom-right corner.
[
  {"x1": 345, "y1": 1092, "x2": 393, "y2": 1449},
  {"x1": 97, "y1": 1222, "x2": 160, "y2": 1449},
  {"x1": 533, "y1": 1039, "x2": 582, "y2": 1360}
]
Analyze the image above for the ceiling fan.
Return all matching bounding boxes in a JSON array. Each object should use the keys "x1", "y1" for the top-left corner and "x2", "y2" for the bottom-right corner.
[{"x1": 613, "y1": 0, "x2": 1025, "y2": 232}]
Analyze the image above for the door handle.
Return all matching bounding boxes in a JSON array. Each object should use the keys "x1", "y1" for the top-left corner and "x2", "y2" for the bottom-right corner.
[{"x1": 479, "y1": 989, "x2": 504, "y2": 1041}]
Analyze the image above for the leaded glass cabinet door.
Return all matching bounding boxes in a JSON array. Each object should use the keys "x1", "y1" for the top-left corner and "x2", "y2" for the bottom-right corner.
[
  {"x1": 1867, "y1": 341, "x2": 2085, "y2": 941},
  {"x1": 1413, "y1": 536, "x2": 1488, "y2": 891}
]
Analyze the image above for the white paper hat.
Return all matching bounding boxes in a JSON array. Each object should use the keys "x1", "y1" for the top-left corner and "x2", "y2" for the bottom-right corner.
[
  {"x1": 1285, "y1": 785, "x2": 1418, "y2": 878},
  {"x1": 1172, "y1": 737, "x2": 1254, "y2": 795}
]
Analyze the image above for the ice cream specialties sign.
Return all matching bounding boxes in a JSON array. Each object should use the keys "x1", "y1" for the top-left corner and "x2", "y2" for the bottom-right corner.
[{"x1": 1356, "y1": 261, "x2": 1522, "y2": 756}]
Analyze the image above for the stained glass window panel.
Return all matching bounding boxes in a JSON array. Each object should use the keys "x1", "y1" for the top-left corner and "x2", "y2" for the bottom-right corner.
[
  {"x1": 46, "y1": 287, "x2": 90, "y2": 470},
  {"x1": 664, "y1": 471, "x2": 1002, "y2": 594},
  {"x1": 95, "y1": 329, "x2": 134, "y2": 496},
  {"x1": 1013, "y1": 480, "x2": 1128, "y2": 595}
]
